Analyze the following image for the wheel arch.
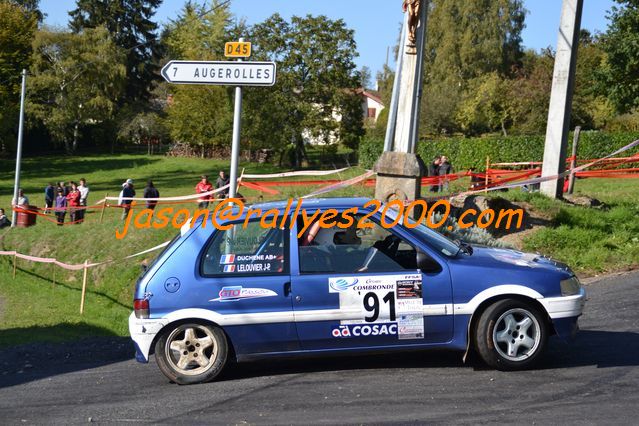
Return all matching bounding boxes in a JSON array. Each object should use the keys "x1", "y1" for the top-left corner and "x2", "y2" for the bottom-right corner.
[{"x1": 463, "y1": 293, "x2": 552, "y2": 362}]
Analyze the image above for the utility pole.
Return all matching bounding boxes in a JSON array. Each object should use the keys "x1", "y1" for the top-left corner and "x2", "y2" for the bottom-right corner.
[
  {"x1": 11, "y1": 69, "x2": 27, "y2": 227},
  {"x1": 540, "y1": 0, "x2": 584, "y2": 198}
]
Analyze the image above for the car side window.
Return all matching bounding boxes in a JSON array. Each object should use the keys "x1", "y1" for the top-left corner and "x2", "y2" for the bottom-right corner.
[
  {"x1": 297, "y1": 215, "x2": 418, "y2": 274},
  {"x1": 201, "y1": 221, "x2": 288, "y2": 276}
]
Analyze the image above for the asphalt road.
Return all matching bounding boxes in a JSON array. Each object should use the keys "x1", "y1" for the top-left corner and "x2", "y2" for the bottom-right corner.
[{"x1": 1, "y1": 271, "x2": 638, "y2": 425}]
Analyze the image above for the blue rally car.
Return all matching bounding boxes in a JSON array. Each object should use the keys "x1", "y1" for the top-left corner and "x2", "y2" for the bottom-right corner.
[{"x1": 129, "y1": 198, "x2": 586, "y2": 384}]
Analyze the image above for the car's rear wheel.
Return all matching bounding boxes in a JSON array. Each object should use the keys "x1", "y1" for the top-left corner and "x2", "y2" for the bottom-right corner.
[
  {"x1": 474, "y1": 299, "x2": 547, "y2": 370},
  {"x1": 155, "y1": 322, "x2": 228, "y2": 385}
]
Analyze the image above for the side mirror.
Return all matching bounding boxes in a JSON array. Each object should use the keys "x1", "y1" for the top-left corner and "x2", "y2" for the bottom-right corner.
[{"x1": 417, "y1": 249, "x2": 442, "y2": 274}]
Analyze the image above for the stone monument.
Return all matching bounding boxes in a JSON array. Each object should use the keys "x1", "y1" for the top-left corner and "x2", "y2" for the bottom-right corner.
[{"x1": 375, "y1": 1, "x2": 429, "y2": 204}]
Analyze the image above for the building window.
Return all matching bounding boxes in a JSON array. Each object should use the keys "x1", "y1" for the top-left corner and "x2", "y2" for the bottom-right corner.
[{"x1": 367, "y1": 108, "x2": 377, "y2": 118}]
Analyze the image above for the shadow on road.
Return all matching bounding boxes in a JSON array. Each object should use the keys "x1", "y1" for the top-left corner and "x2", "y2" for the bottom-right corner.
[
  {"x1": 219, "y1": 329, "x2": 639, "y2": 382},
  {"x1": 0, "y1": 324, "x2": 132, "y2": 389},
  {"x1": 2, "y1": 328, "x2": 638, "y2": 388},
  {"x1": 542, "y1": 330, "x2": 639, "y2": 369}
]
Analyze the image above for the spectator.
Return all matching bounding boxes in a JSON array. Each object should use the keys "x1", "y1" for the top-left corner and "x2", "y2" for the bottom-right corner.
[
  {"x1": 195, "y1": 175, "x2": 213, "y2": 209},
  {"x1": 119, "y1": 179, "x2": 136, "y2": 220},
  {"x1": 438, "y1": 156, "x2": 453, "y2": 193},
  {"x1": 215, "y1": 170, "x2": 230, "y2": 198},
  {"x1": 11, "y1": 189, "x2": 29, "y2": 208},
  {"x1": 427, "y1": 156, "x2": 441, "y2": 193},
  {"x1": 57, "y1": 181, "x2": 69, "y2": 196},
  {"x1": 54, "y1": 188, "x2": 67, "y2": 226},
  {"x1": 44, "y1": 183, "x2": 55, "y2": 214},
  {"x1": 77, "y1": 178, "x2": 89, "y2": 223},
  {"x1": 0, "y1": 208, "x2": 11, "y2": 228},
  {"x1": 66, "y1": 181, "x2": 81, "y2": 224},
  {"x1": 143, "y1": 180, "x2": 160, "y2": 210}
]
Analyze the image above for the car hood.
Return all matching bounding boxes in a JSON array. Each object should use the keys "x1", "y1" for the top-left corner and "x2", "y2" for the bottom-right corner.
[{"x1": 461, "y1": 246, "x2": 573, "y2": 276}]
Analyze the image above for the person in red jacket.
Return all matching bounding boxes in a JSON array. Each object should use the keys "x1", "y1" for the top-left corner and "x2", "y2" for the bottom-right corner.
[
  {"x1": 66, "y1": 181, "x2": 81, "y2": 224},
  {"x1": 195, "y1": 175, "x2": 213, "y2": 209}
]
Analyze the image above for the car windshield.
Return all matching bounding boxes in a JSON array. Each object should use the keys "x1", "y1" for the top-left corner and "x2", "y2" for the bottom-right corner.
[{"x1": 383, "y1": 207, "x2": 460, "y2": 257}]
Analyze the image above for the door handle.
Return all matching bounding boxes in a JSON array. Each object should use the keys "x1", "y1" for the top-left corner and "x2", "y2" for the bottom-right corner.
[{"x1": 283, "y1": 282, "x2": 292, "y2": 297}]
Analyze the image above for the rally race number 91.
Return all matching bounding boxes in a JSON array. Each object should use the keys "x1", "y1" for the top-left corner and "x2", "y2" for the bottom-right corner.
[{"x1": 328, "y1": 275, "x2": 425, "y2": 339}]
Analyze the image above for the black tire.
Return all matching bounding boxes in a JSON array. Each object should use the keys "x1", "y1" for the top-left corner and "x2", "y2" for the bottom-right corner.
[
  {"x1": 474, "y1": 299, "x2": 548, "y2": 371},
  {"x1": 155, "y1": 322, "x2": 228, "y2": 385}
]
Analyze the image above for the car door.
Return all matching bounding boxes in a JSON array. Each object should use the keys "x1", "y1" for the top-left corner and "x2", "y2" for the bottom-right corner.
[
  {"x1": 290, "y1": 211, "x2": 453, "y2": 351},
  {"x1": 198, "y1": 220, "x2": 299, "y2": 355}
]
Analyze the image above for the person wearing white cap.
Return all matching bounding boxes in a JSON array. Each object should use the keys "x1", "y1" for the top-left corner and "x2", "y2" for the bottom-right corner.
[{"x1": 118, "y1": 179, "x2": 136, "y2": 220}]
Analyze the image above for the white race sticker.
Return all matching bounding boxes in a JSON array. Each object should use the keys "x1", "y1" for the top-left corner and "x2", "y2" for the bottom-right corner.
[{"x1": 328, "y1": 274, "x2": 425, "y2": 339}]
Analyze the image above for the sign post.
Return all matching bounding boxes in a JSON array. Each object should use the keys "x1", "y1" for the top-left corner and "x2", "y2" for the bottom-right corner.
[
  {"x1": 228, "y1": 37, "x2": 245, "y2": 200},
  {"x1": 11, "y1": 69, "x2": 27, "y2": 227},
  {"x1": 161, "y1": 40, "x2": 276, "y2": 200}
]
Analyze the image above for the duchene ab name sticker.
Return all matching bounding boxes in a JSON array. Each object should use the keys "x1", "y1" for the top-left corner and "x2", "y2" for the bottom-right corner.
[{"x1": 328, "y1": 274, "x2": 424, "y2": 339}]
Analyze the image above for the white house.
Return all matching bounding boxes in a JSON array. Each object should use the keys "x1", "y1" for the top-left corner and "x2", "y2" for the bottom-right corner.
[{"x1": 303, "y1": 88, "x2": 386, "y2": 145}]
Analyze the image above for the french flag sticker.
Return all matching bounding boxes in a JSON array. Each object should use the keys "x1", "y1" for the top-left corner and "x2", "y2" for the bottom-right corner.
[
  {"x1": 220, "y1": 254, "x2": 236, "y2": 265},
  {"x1": 223, "y1": 265, "x2": 236, "y2": 273}
]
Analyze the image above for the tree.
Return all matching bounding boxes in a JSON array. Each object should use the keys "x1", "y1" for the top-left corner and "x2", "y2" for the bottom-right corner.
[
  {"x1": 0, "y1": 1, "x2": 37, "y2": 151},
  {"x1": 457, "y1": 72, "x2": 513, "y2": 136},
  {"x1": 2, "y1": 0, "x2": 42, "y2": 21},
  {"x1": 600, "y1": 0, "x2": 639, "y2": 113},
  {"x1": 247, "y1": 14, "x2": 363, "y2": 167},
  {"x1": 69, "y1": 0, "x2": 162, "y2": 102},
  {"x1": 28, "y1": 26, "x2": 126, "y2": 153},
  {"x1": 421, "y1": 0, "x2": 526, "y2": 135},
  {"x1": 118, "y1": 111, "x2": 168, "y2": 154},
  {"x1": 162, "y1": 1, "x2": 234, "y2": 155},
  {"x1": 360, "y1": 66, "x2": 372, "y2": 90}
]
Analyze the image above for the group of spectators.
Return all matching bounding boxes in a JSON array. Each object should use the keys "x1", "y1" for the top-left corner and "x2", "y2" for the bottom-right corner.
[
  {"x1": 46, "y1": 179, "x2": 90, "y2": 225},
  {"x1": 1, "y1": 180, "x2": 91, "y2": 227},
  {"x1": 116, "y1": 171, "x2": 230, "y2": 220},
  {"x1": 427, "y1": 155, "x2": 453, "y2": 192}
]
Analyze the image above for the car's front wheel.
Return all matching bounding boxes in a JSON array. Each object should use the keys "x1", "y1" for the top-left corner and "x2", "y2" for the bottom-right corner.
[
  {"x1": 155, "y1": 322, "x2": 228, "y2": 385},
  {"x1": 474, "y1": 299, "x2": 548, "y2": 370}
]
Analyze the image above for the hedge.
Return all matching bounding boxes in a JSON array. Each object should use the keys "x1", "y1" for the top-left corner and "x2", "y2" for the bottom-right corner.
[{"x1": 358, "y1": 131, "x2": 639, "y2": 170}]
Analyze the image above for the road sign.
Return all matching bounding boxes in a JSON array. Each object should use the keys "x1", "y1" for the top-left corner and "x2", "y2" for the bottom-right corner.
[
  {"x1": 225, "y1": 41, "x2": 251, "y2": 58},
  {"x1": 161, "y1": 61, "x2": 276, "y2": 87}
]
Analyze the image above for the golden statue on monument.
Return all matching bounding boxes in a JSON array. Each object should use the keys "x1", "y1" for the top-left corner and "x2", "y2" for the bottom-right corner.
[{"x1": 403, "y1": 0, "x2": 421, "y2": 54}]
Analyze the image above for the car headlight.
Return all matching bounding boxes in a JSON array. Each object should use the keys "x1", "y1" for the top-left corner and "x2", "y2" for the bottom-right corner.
[{"x1": 560, "y1": 276, "x2": 581, "y2": 296}]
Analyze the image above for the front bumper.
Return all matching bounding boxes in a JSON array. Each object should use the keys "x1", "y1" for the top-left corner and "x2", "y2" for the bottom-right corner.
[
  {"x1": 539, "y1": 287, "x2": 586, "y2": 319},
  {"x1": 128, "y1": 312, "x2": 168, "y2": 363}
]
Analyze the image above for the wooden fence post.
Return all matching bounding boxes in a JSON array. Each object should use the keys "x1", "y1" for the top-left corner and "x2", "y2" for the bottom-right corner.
[
  {"x1": 99, "y1": 193, "x2": 109, "y2": 224},
  {"x1": 567, "y1": 126, "x2": 581, "y2": 195},
  {"x1": 80, "y1": 260, "x2": 88, "y2": 314},
  {"x1": 485, "y1": 156, "x2": 490, "y2": 194}
]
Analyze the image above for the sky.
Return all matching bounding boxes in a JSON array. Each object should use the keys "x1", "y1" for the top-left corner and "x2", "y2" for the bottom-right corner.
[{"x1": 41, "y1": 0, "x2": 616, "y2": 78}]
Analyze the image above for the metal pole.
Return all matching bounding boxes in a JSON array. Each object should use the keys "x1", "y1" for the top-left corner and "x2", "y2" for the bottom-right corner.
[
  {"x1": 228, "y1": 38, "x2": 244, "y2": 200},
  {"x1": 11, "y1": 69, "x2": 27, "y2": 227},
  {"x1": 383, "y1": 16, "x2": 407, "y2": 152},
  {"x1": 408, "y1": 0, "x2": 430, "y2": 154},
  {"x1": 567, "y1": 126, "x2": 581, "y2": 195}
]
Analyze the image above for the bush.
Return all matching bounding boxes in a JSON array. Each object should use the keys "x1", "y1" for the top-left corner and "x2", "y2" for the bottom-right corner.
[{"x1": 358, "y1": 131, "x2": 639, "y2": 170}]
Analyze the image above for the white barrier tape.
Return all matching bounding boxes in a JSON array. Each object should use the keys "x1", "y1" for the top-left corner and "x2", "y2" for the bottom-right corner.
[
  {"x1": 104, "y1": 183, "x2": 231, "y2": 203},
  {"x1": 302, "y1": 170, "x2": 375, "y2": 199},
  {"x1": 1, "y1": 239, "x2": 171, "y2": 271},
  {"x1": 243, "y1": 167, "x2": 350, "y2": 179}
]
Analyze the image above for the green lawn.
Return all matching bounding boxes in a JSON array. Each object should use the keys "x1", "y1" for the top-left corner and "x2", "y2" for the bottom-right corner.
[
  {"x1": 0, "y1": 153, "x2": 636, "y2": 348},
  {"x1": 0, "y1": 153, "x2": 372, "y2": 347}
]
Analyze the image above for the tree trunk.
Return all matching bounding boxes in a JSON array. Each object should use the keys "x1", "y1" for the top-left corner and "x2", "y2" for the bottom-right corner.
[{"x1": 72, "y1": 123, "x2": 79, "y2": 152}]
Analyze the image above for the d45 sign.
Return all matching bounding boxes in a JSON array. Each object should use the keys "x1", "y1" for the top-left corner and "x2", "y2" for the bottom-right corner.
[{"x1": 225, "y1": 41, "x2": 251, "y2": 58}]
